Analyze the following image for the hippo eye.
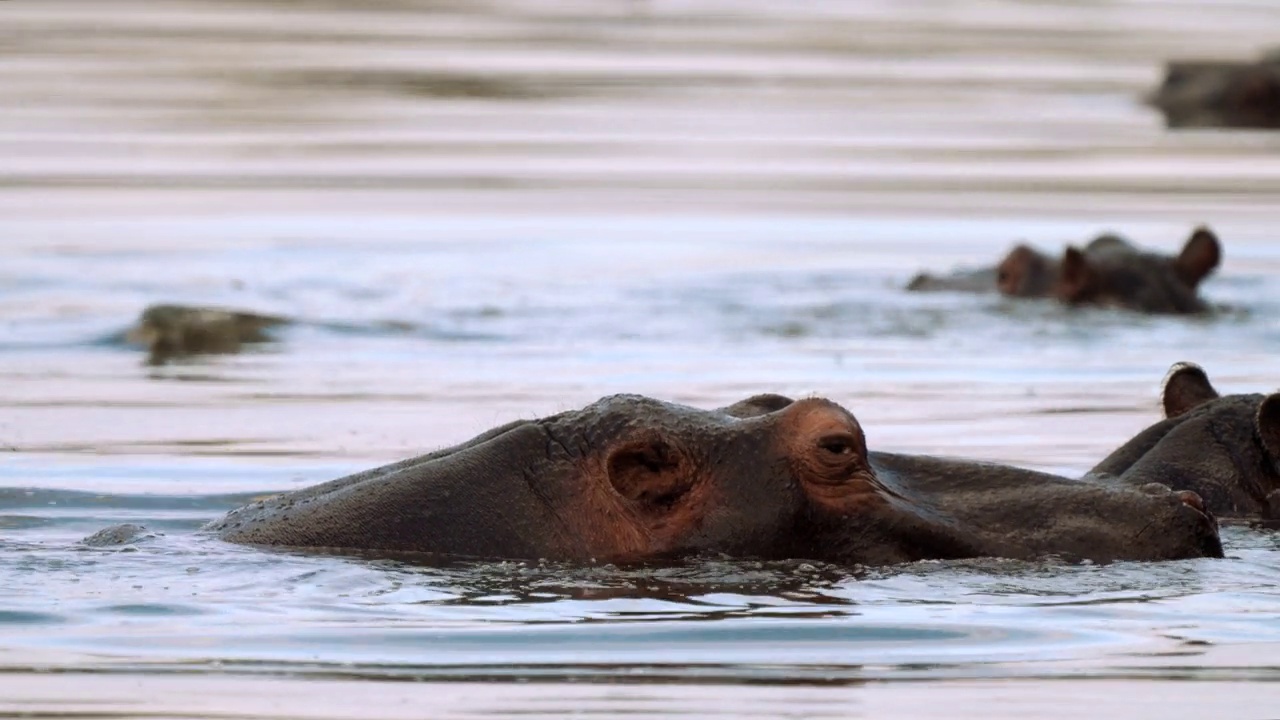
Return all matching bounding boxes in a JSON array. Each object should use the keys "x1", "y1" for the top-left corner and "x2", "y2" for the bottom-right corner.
[
  {"x1": 818, "y1": 434, "x2": 857, "y2": 457},
  {"x1": 997, "y1": 270, "x2": 1009, "y2": 284}
]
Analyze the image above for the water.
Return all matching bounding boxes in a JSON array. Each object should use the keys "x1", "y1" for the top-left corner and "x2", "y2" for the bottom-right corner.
[{"x1": 3, "y1": 0, "x2": 1280, "y2": 716}]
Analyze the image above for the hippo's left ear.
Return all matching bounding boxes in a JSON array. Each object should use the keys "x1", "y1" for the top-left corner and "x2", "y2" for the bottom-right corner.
[
  {"x1": 607, "y1": 437, "x2": 694, "y2": 509},
  {"x1": 1256, "y1": 393, "x2": 1280, "y2": 462},
  {"x1": 1056, "y1": 246, "x2": 1095, "y2": 302},
  {"x1": 1161, "y1": 362, "x2": 1219, "y2": 418},
  {"x1": 1174, "y1": 226, "x2": 1221, "y2": 287}
]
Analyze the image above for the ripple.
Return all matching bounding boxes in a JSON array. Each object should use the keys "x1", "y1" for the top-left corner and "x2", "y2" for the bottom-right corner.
[
  {"x1": 97, "y1": 603, "x2": 206, "y2": 617},
  {"x1": 0, "y1": 610, "x2": 66, "y2": 626}
]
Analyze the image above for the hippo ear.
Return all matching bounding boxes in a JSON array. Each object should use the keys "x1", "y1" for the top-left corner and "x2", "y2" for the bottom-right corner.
[
  {"x1": 1256, "y1": 394, "x2": 1280, "y2": 463},
  {"x1": 1161, "y1": 362, "x2": 1219, "y2": 418},
  {"x1": 607, "y1": 438, "x2": 694, "y2": 509},
  {"x1": 717, "y1": 394, "x2": 794, "y2": 419},
  {"x1": 1174, "y1": 226, "x2": 1221, "y2": 287},
  {"x1": 1056, "y1": 246, "x2": 1094, "y2": 302}
]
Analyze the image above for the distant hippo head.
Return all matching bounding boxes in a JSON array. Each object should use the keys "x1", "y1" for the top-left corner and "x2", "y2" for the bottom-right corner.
[
  {"x1": 1090, "y1": 362, "x2": 1280, "y2": 521},
  {"x1": 1149, "y1": 58, "x2": 1280, "y2": 130},
  {"x1": 994, "y1": 234, "x2": 1143, "y2": 299},
  {"x1": 1054, "y1": 227, "x2": 1221, "y2": 313},
  {"x1": 210, "y1": 393, "x2": 1222, "y2": 566}
]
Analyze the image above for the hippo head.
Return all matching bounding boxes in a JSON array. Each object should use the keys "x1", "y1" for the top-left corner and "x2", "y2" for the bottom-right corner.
[
  {"x1": 215, "y1": 394, "x2": 920, "y2": 564},
  {"x1": 1090, "y1": 362, "x2": 1280, "y2": 520},
  {"x1": 212, "y1": 393, "x2": 1222, "y2": 565},
  {"x1": 1150, "y1": 60, "x2": 1280, "y2": 130},
  {"x1": 995, "y1": 244, "x2": 1059, "y2": 297},
  {"x1": 1054, "y1": 227, "x2": 1221, "y2": 313}
]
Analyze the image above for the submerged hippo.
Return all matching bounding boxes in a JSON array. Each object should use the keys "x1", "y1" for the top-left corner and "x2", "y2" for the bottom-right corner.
[
  {"x1": 1089, "y1": 362, "x2": 1280, "y2": 523},
  {"x1": 1148, "y1": 52, "x2": 1280, "y2": 129},
  {"x1": 907, "y1": 227, "x2": 1221, "y2": 315},
  {"x1": 125, "y1": 304, "x2": 288, "y2": 364},
  {"x1": 205, "y1": 393, "x2": 1222, "y2": 566},
  {"x1": 906, "y1": 233, "x2": 1135, "y2": 296},
  {"x1": 1055, "y1": 226, "x2": 1220, "y2": 314}
]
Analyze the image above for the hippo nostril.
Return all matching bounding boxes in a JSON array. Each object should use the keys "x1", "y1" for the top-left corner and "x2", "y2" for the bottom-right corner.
[{"x1": 1176, "y1": 490, "x2": 1206, "y2": 513}]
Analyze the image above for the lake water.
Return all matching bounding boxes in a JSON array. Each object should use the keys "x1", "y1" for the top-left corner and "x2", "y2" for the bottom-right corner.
[{"x1": 3, "y1": 0, "x2": 1280, "y2": 717}]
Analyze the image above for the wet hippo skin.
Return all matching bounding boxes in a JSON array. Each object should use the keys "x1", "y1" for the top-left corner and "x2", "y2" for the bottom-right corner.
[
  {"x1": 1148, "y1": 51, "x2": 1280, "y2": 130},
  {"x1": 1089, "y1": 362, "x2": 1280, "y2": 523},
  {"x1": 206, "y1": 394, "x2": 1223, "y2": 565}
]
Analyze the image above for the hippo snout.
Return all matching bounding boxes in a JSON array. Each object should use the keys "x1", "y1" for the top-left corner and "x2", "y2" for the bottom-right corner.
[
  {"x1": 1168, "y1": 490, "x2": 1224, "y2": 559},
  {"x1": 1138, "y1": 482, "x2": 1214, "y2": 521}
]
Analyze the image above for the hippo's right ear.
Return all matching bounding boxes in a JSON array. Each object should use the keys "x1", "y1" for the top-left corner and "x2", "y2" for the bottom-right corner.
[
  {"x1": 607, "y1": 437, "x2": 694, "y2": 509},
  {"x1": 717, "y1": 394, "x2": 795, "y2": 419},
  {"x1": 1256, "y1": 394, "x2": 1280, "y2": 463},
  {"x1": 1161, "y1": 362, "x2": 1219, "y2": 418},
  {"x1": 1175, "y1": 226, "x2": 1221, "y2": 287},
  {"x1": 1056, "y1": 246, "x2": 1094, "y2": 302}
]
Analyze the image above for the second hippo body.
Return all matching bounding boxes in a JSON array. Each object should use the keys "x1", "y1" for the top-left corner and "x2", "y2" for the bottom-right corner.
[
  {"x1": 1089, "y1": 363, "x2": 1280, "y2": 523},
  {"x1": 1149, "y1": 52, "x2": 1280, "y2": 130}
]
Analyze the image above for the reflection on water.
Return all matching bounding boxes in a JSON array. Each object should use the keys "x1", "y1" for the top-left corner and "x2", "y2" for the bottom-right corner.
[
  {"x1": 1, "y1": 513, "x2": 1275, "y2": 676},
  {"x1": 3, "y1": 0, "x2": 1280, "y2": 716}
]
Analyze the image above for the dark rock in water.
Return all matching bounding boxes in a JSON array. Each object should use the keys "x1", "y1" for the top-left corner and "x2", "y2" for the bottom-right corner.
[
  {"x1": 1148, "y1": 52, "x2": 1280, "y2": 129},
  {"x1": 126, "y1": 304, "x2": 289, "y2": 364},
  {"x1": 82, "y1": 523, "x2": 158, "y2": 547}
]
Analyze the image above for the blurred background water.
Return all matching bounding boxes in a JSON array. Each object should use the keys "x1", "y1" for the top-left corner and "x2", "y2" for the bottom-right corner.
[{"x1": 2, "y1": 0, "x2": 1280, "y2": 717}]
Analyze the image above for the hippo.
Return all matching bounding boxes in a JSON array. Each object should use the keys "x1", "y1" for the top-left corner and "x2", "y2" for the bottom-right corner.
[
  {"x1": 125, "y1": 304, "x2": 288, "y2": 364},
  {"x1": 906, "y1": 227, "x2": 1221, "y2": 315},
  {"x1": 1055, "y1": 227, "x2": 1221, "y2": 314},
  {"x1": 1088, "y1": 362, "x2": 1280, "y2": 523},
  {"x1": 906, "y1": 234, "x2": 1140, "y2": 296},
  {"x1": 1148, "y1": 51, "x2": 1280, "y2": 129},
  {"x1": 204, "y1": 393, "x2": 1222, "y2": 566}
]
